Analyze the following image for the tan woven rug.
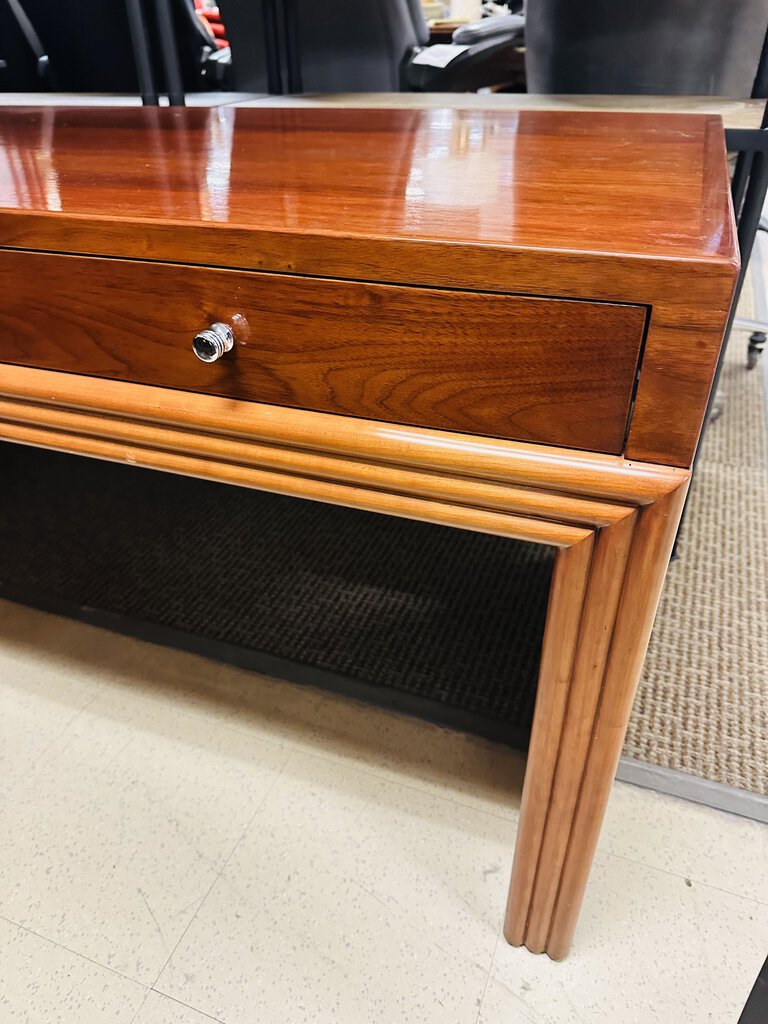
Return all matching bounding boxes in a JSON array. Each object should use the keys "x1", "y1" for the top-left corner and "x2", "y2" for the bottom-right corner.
[{"x1": 623, "y1": 272, "x2": 768, "y2": 795}]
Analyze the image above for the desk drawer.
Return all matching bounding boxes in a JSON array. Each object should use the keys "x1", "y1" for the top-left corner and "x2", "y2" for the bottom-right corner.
[{"x1": 0, "y1": 250, "x2": 646, "y2": 453}]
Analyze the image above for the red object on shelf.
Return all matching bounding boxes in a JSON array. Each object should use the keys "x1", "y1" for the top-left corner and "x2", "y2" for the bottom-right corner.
[{"x1": 194, "y1": 0, "x2": 227, "y2": 46}]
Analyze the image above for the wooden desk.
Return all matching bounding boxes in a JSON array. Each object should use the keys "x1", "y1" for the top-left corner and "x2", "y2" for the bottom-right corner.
[
  {"x1": 427, "y1": 21, "x2": 464, "y2": 43},
  {"x1": 0, "y1": 106, "x2": 737, "y2": 959}
]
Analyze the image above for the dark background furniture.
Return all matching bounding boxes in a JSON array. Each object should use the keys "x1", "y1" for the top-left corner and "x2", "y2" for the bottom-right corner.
[
  {"x1": 0, "y1": 0, "x2": 222, "y2": 97},
  {"x1": 526, "y1": 0, "x2": 767, "y2": 96},
  {"x1": 217, "y1": 0, "x2": 524, "y2": 94}
]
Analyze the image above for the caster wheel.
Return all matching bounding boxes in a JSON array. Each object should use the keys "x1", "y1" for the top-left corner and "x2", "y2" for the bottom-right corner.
[
  {"x1": 747, "y1": 331, "x2": 766, "y2": 370},
  {"x1": 709, "y1": 389, "x2": 725, "y2": 423}
]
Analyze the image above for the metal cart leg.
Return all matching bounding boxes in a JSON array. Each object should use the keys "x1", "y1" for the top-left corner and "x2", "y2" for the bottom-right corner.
[{"x1": 125, "y1": 0, "x2": 159, "y2": 106}]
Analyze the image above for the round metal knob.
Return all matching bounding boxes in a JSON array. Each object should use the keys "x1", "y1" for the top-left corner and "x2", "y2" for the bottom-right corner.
[{"x1": 192, "y1": 322, "x2": 234, "y2": 363}]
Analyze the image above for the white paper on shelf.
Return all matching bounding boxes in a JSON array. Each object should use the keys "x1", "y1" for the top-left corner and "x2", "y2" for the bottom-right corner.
[{"x1": 411, "y1": 45, "x2": 472, "y2": 69}]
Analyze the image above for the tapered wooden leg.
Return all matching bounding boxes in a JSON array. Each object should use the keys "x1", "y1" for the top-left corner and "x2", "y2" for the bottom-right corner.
[
  {"x1": 503, "y1": 534, "x2": 594, "y2": 946},
  {"x1": 544, "y1": 483, "x2": 689, "y2": 959},
  {"x1": 504, "y1": 480, "x2": 688, "y2": 959}
]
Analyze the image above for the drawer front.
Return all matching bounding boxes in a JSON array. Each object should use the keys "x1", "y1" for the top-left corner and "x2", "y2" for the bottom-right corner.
[{"x1": 0, "y1": 250, "x2": 646, "y2": 453}]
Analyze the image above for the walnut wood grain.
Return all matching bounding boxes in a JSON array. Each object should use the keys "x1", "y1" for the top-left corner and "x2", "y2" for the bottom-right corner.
[
  {"x1": 0, "y1": 106, "x2": 734, "y2": 265},
  {"x1": 0, "y1": 106, "x2": 737, "y2": 465},
  {"x1": 0, "y1": 249, "x2": 646, "y2": 453}
]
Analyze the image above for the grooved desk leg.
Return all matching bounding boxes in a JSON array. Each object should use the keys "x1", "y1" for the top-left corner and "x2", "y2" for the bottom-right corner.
[
  {"x1": 505, "y1": 480, "x2": 689, "y2": 960},
  {"x1": 502, "y1": 535, "x2": 594, "y2": 947}
]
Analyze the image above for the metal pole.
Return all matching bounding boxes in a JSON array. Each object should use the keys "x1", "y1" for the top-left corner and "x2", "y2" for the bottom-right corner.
[
  {"x1": 675, "y1": 141, "x2": 768, "y2": 555},
  {"x1": 674, "y1": 126, "x2": 768, "y2": 555},
  {"x1": 282, "y1": 0, "x2": 303, "y2": 94},
  {"x1": 263, "y1": 0, "x2": 284, "y2": 94},
  {"x1": 752, "y1": 22, "x2": 768, "y2": 97},
  {"x1": 125, "y1": 0, "x2": 159, "y2": 105},
  {"x1": 154, "y1": 0, "x2": 186, "y2": 106},
  {"x1": 731, "y1": 29, "x2": 768, "y2": 214},
  {"x1": 731, "y1": 149, "x2": 768, "y2": 315},
  {"x1": 713, "y1": 146, "x2": 768, "y2": 393},
  {"x1": 732, "y1": 151, "x2": 754, "y2": 217}
]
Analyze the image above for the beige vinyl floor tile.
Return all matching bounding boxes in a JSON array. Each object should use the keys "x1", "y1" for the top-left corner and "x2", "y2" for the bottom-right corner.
[
  {"x1": 155, "y1": 842, "x2": 492, "y2": 1024},
  {"x1": 0, "y1": 916, "x2": 145, "y2": 1023},
  {"x1": 601, "y1": 780, "x2": 768, "y2": 906},
  {"x1": 0, "y1": 667, "x2": 93, "y2": 801},
  {"x1": 304, "y1": 688, "x2": 528, "y2": 820},
  {"x1": 0, "y1": 602, "x2": 766, "y2": 1022},
  {"x1": 133, "y1": 990, "x2": 226, "y2": 1023},
  {"x1": 483, "y1": 854, "x2": 768, "y2": 1024},
  {"x1": 0, "y1": 688, "x2": 288, "y2": 985},
  {"x1": 163, "y1": 750, "x2": 516, "y2": 976}
]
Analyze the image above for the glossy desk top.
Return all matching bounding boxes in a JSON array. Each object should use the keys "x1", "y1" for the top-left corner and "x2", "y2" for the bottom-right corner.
[{"x1": 0, "y1": 105, "x2": 734, "y2": 270}]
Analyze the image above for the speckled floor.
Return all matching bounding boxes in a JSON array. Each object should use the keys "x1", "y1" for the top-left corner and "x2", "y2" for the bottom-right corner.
[{"x1": 0, "y1": 598, "x2": 767, "y2": 1024}]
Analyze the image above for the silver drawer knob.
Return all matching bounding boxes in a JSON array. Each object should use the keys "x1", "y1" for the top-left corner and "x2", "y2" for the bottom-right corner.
[{"x1": 192, "y1": 322, "x2": 234, "y2": 363}]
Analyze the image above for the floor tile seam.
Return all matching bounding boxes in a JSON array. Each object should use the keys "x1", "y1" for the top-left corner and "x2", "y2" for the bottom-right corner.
[
  {"x1": 606, "y1": 849, "x2": 768, "y2": 907},
  {"x1": 0, "y1": 692, "x2": 99, "y2": 800},
  {"x1": 141, "y1": 990, "x2": 226, "y2": 1024},
  {"x1": 0, "y1": 911, "x2": 149, "y2": 989},
  {"x1": 474, "y1": 920, "x2": 503, "y2": 1024},
  {"x1": 128, "y1": 989, "x2": 153, "y2": 1024},
  {"x1": 145, "y1": 752, "x2": 291, "y2": 991}
]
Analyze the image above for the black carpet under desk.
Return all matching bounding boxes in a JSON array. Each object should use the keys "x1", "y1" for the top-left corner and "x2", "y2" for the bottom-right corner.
[{"x1": 0, "y1": 442, "x2": 554, "y2": 746}]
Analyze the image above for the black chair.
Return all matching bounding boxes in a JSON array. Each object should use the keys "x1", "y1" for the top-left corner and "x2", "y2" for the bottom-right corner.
[
  {"x1": 526, "y1": 0, "x2": 767, "y2": 96},
  {"x1": 218, "y1": 0, "x2": 524, "y2": 94},
  {"x1": 0, "y1": 0, "x2": 53, "y2": 91},
  {"x1": 0, "y1": 0, "x2": 226, "y2": 94}
]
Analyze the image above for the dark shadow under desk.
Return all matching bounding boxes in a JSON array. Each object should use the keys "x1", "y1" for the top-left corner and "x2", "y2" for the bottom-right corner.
[{"x1": 0, "y1": 441, "x2": 554, "y2": 750}]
